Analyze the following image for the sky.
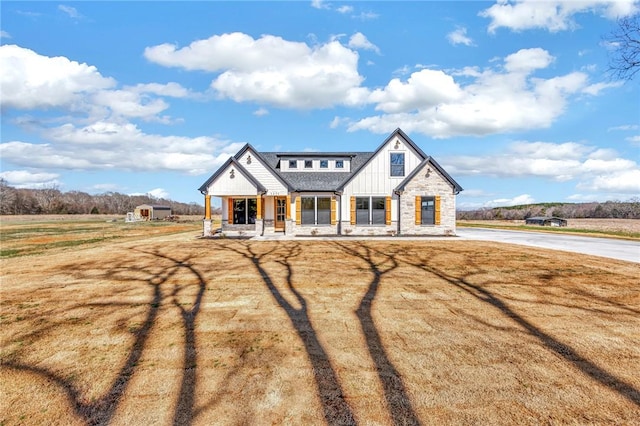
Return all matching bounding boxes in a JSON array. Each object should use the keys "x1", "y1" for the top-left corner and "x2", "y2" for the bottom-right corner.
[{"x1": 1, "y1": 0, "x2": 639, "y2": 209}]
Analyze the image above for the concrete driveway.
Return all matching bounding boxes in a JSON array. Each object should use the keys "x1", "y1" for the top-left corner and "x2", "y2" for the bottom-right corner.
[{"x1": 456, "y1": 228, "x2": 640, "y2": 263}]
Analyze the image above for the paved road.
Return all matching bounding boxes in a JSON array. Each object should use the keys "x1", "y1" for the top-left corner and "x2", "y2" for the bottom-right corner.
[{"x1": 456, "y1": 228, "x2": 640, "y2": 263}]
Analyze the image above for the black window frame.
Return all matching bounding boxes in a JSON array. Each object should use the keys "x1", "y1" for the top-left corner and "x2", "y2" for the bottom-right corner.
[
  {"x1": 356, "y1": 196, "x2": 387, "y2": 225},
  {"x1": 320, "y1": 159, "x2": 328, "y2": 168},
  {"x1": 301, "y1": 196, "x2": 332, "y2": 225},
  {"x1": 233, "y1": 198, "x2": 258, "y2": 224},
  {"x1": 289, "y1": 160, "x2": 297, "y2": 169},
  {"x1": 304, "y1": 160, "x2": 313, "y2": 169},
  {"x1": 390, "y1": 153, "x2": 405, "y2": 177},
  {"x1": 421, "y1": 196, "x2": 435, "y2": 225},
  {"x1": 335, "y1": 160, "x2": 344, "y2": 169}
]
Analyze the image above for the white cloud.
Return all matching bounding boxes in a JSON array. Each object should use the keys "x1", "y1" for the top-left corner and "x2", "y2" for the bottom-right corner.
[
  {"x1": 1, "y1": 30, "x2": 11, "y2": 39},
  {"x1": 626, "y1": 135, "x2": 640, "y2": 145},
  {"x1": 148, "y1": 188, "x2": 170, "y2": 199},
  {"x1": 503, "y1": 48, "x2": 553, "y2": 73},
  {"x1": 368, "y1": 69, "x2": 464, "y2": 113},
  {"x1": 58, "y1": 5, "x2": 82, "y2": 19},
  {"x1": 1, "y1": 45, "x2": 193, "y2": 123},
  {"x1": 128, "y1": 82, "x2": 190, "y2": 98},
  {"x1": 444, "y1": 140, "x2": 640, "y2": 196},
  {"x1": 483, "y1": 194, "x2": 535, "y2": 208},
  {"x1": 579, "y1": 169, "x2": 640, "y2": 193},
  {"x1": 348, "y1": 32, "x2": 380, "y2": 54},
  {"x1": 145, "y1": 32, "x2": 365, "y2": 109},
  {"x1": 609, "y1": 124, "x2": 639, "y2": 131},
  {"x1": 0, "y1": 44, "x2": 116, "y2": 109},
  {"x1": 337, "y1": 5, "x2": 353, "y2": 14},
  {"x1": 311, "y1": 0, "x2": 330, "y2": 10},
  {"x1": 91, "y1": 183, "x2": 119, "y2": 192},
  {"x1": 344, "y1": 48, "x2": 593, "y2": 138},
  {"x1": 447, "y1": 27, "x2": 474, "y2": 46},
  {"x1": 582, "y1": 81, "x2": 623, "y2": 95},
  {"x1": 253, "y1": 107, "x2": 269, "y2": 116},
  {"x1": 354, "y1": 11, "x2": 379, "y2": 20},
  {"x1": 480, "y1": 0, "x2": 639, "y2": 33},
  {"x1": 0, "y1": 170, "x2": 60, "y2": 188},
  {"x1": 0, "y1": 122, "x2": 246, "y2": 175}
]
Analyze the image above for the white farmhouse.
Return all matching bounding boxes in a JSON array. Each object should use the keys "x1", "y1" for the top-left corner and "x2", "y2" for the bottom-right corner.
[{"x1": 198, "y1": 128, "x2": 462, "y2": 237}]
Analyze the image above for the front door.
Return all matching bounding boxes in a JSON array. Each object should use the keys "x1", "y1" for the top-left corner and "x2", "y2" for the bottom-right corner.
[{"x1": 275, "y1": 197, "x2": 286, "y2": 231}]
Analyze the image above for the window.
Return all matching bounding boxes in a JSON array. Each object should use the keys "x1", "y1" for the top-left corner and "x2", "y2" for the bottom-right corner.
[
  {"x1": 320, "y1": 160, "x2": 328, "y2": 168},
  {"x1": 289, "y1": 160, "x2": 297, "y2": 169},
  {"x1": 390, "y1": 153, "x2": 405, "y2": 177},
  {"x1": 355, "y1": 196, "x2": 388, "y2": 225},
  {"x1": 233, "y1": 198, "x2": 258, "y2": 224},
  {"x1": 421, "y1": 196, "x2": 435, "y2": 225},
  {"x1": 356, "y1": 197, "x2": 369, "y2": 224},
  {"x1": 317, "y1": 197, "x2": 331, "y2": 224},
  {"x1": 335, "y1": 160, "x2": 344, "y2": 169},
  {"x1": 304, "y1": 160, "x2": 313, "y2": 169},
  {"x1": 371, "y1": 197, "x2": 386, "y2": 224},
  {"x1": 301, "y1": 197, "x2": 315, "y2": 225},
  {"x1": 301, "y1": 196, "x2": 331, "y2": 225}
]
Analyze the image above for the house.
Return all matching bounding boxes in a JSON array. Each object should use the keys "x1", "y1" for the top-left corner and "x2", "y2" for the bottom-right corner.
[
  {"x1": 134, "y1": 204, "x2": 172, "y2": 221},
  {"x1": 525, "y1": 216, "x2": 567, "y2": 227},
  {"x1": 198, "y1": 128, "x2": 462, "y2": 237}
]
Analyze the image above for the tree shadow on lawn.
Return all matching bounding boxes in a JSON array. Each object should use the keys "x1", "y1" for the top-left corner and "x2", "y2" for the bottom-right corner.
[
  {"x1": 217, "y1": 240, "x2": 357, "y2": 426},
  {"x1": 333, "y1": 242, "x2": 421, "y2": 426},
  {"x1": 393, "y1": 246, "x2": 640, "y2": 408},
  {"x1": 2, "y1": 248, "x2": 208, "y2": 425}
]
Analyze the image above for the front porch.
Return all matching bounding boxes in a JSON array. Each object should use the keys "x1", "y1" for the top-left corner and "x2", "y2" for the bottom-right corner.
[{"x1": 203, "y1": 194, "x2": 291, "y2": 237}]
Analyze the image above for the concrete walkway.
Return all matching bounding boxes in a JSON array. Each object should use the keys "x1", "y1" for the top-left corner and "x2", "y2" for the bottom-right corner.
[{"x1": 250, "y1": 228, "x2": 640, "y2": 263}]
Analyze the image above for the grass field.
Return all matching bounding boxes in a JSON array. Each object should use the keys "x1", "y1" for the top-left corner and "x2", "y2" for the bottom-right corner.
[
  {"x1": 1, "y1": 218, "x2": 639, "y2": 425},
  {"x1": 457, "y1": 218, "x2": 640, "y2": 240}
]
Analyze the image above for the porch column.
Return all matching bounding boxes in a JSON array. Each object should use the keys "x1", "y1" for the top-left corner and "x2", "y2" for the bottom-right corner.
[
  {"x1": 203, "y1": 194, "x2": 213, "y2": 237},
  {"x1": 205, "y1": 195, "x2": 211, "y2": 220}
]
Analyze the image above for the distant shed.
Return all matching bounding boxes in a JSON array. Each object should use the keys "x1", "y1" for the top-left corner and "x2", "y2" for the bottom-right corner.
[
  {"x1": 525, "y1": 216, "x2": 567, "y2": 227},
  {"x1": 134, "y1": 204, "x2": 172, "y2": 221}
]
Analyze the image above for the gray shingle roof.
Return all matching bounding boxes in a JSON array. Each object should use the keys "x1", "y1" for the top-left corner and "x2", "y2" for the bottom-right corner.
[{"x1": 260, "y1": 152, "x2": 375, "y2": 192}]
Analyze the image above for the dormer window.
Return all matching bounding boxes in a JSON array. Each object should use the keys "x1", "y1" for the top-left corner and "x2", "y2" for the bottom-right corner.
[
  {"x1": 304, "y1": 160, "x2": 313, "y2": 169},
  {"x1": 335, "y1": 160, "x2": 344, "y2": 169},
  {"x1": 320, "y1": 160, "x2": 328, "y2": 168},
  {"x1": 289, "y1": 160, "x2": 297, "y2": 169}
]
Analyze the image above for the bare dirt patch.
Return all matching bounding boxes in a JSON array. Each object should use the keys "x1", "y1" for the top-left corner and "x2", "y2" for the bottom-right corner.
[{"x1": 1, "y1": 229, "x2": 639, "y2": 425}]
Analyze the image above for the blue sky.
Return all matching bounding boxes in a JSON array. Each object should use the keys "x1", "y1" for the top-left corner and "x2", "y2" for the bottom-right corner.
[{"x1": 1, "y1": 0, "x2": 639, "y2": 208}]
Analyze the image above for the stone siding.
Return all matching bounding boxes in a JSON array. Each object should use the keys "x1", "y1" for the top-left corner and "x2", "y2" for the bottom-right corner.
[{"x1": 399, "y1": 167, "x2": 456, "y2": 236}]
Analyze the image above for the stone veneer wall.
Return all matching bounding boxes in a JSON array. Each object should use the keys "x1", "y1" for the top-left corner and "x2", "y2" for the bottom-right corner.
[
  {"x1": 287, "y1": 221, "x2": 338, "y2": 236},
  {"x1": 339, "y1": 222, "x2": 398, "y2": 236},
  {"x1": 399, "y1": 168, "x2": 456, "y2": 236}
]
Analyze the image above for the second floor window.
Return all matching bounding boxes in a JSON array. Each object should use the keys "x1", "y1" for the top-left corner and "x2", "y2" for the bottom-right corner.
[
  {"x1": 289, "y1": 160, "x2": 297, "y2": 169},
  {"x1": 335, "y1": 160, "x2": 344, "y2": 169},
  {"x1": 390, "y1": 153, "x2": 404, "y2": 177}
]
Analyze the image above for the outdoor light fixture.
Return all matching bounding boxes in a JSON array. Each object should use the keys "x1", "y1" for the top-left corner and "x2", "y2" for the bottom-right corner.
[
  {"x1": 394, "y1": 141, "x2": 401, "y2": 149},
  {"x1": 247, "y1": 155, "x2": 252, "y2": 164},
  {"x1": 230, "y1": 169, "x2": 235, "y2": 178},
  {"x1": 425, "y1": 168, "x2": 431, "y2": 177}
]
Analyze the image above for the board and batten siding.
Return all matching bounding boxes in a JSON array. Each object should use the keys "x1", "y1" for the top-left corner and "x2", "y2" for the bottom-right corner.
[
  {"x1": 207, "y1": 164, "x2": 259, "y2": 196},
  {"x1": 340, "y1": 134, "x2": 422, "y2": 229},
  {"x1": 237, "y1": 150, "x2": 287, "y2": 196}
]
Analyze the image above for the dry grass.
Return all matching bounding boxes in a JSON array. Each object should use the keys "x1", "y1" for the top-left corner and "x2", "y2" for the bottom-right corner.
[
  {"x1": 1, "y1": 224, "x2": 639, "y2": 425},
  {"x1": 458, "y1": 218, "x2": 640, "y2": 239}
]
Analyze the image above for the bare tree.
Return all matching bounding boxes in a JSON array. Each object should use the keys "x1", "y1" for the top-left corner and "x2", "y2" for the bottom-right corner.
[{"x1": 606, "y1": 14, "x2": 640, "y2": 81}]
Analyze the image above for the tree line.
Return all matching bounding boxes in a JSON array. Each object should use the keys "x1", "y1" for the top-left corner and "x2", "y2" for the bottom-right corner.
[
  {"x1": 0, "y1": 179, "x2": 205, "y2": 216},
  {"x1": 457, "y1": 200, "x2": 640, "y2": 220}
]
